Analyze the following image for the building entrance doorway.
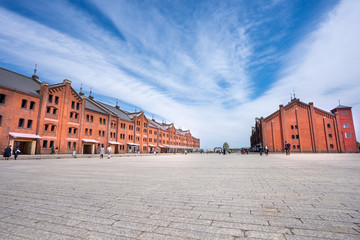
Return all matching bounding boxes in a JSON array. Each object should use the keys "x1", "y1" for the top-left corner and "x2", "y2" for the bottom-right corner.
[
  {"x1": 83, "y1": 144, "x2": 92, "y2": 154},
  {"x1": 15, "y1": 141, "x2": 32, "y2": 154}
]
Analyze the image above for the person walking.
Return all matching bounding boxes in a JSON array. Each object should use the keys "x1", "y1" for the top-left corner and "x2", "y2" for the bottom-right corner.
[
  {"x1": 259, "y1": 146, "x2": 263, "y2": 156},
  {"x1": 51, "y1": 145, "x2": 55, "y2": 154},
  {"x1": 100, "y1": 145, "x2": 104, "y2": 159},
  {"x1": 284, "y1": 141, "x2": 290, "y2": 155},
  {"x1": 107, "y1": 146, "x2": 112, "y2": 159},
  {"x1": 13, "y1": 146, "x2": 20, "y2": 160},
  {"x1": 3, "y1": 145, "x2": 11, "y2": 160},
  {"x1": 72, "y1": 148, "x2": 77, "y2": 158},
  {"x1": 264, "y1": 145, "x2": 269, "y2": 156}
]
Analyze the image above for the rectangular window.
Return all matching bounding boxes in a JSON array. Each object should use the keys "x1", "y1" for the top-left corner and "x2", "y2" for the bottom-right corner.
[
  {"x1": 100, "y1": 118, "x2": 102, "y2": 124},
  {"x1": 49, "y1": 141, "x2": 54, "y2": 148},
  {"x1": 54, "y1": 96, "x2": 59, "y2": 105},
  {"x1": 73, "y1": 142, "x2": 76, "y2": 149},
  {"x1": 90, "y1": 129, "x2": 92, "y2": 135},
  {"x1": 0, "y1": 115, "x2": 2, "y2": 126},
  {"x1": 345, "y1": 133, "x2": 351, "y2": 138},
  {"x1": 71, "y1": 101, "x2": 75, "y2": 109},
  {"x1": 85, "y1": 128, "x2": 88, "y2": 135},
  {"x1": 291, "y1": 125, "x2": 294, "y2": 129},
  {"x1": 67, "y1": 142, "x2": 71, "y2": 149},
  {"x1": 44, "y1": 124, "x2": 49, "y2": 131},
  {"x1": 90, "y1": 116, "x2": 93, "y2": 122},
  {"x1": 29, "y1": 101, "x2": 35, "y2": 110},
  {"x1": 291, "y1": 135, "x2": 295, "y2": 139},
  {"x1": 293, "y1": 145, "x2": 296, "y2": 149},
  {"x1": 18, "y1": 118, "x2": 25, "y2": 128},
  {"x1": 297, "y1": 145, "x2": 300, "y2": 149},
  {"x1": 86, "y1": 115, "x2": 89, "y2": 121},
  {"x1": 295, "y1": 125, "x2": 298, "y2": 129},
  {"x1": 42, "y1": 140, "x2": 48, "y2": 148},
  {"x1": 69, "y1": 128, "x2": 72, "y2": 134},
  {"x1": 21, "y1": 99, "x2": 27, "y2": 108},
  {"x1": 103, "y1": 119, "x2": 106, "y2": 125},
  {"x1": 47, "y1": 107, "x2": 51, "y2": 113},
  {"x1": 0, "y1": 94, "x2": 6, "y2": 104},
  {"x1": 327, "y1": 123, "x2": 331, "y2": 128},
  {"x1": 73, "y1": 128, "x2": 77, "y2": 134},
  {"x1": 328, "y1": 134, "x2": 332, "y2": 138},
  {"x1": 48, "y1": 94, "x2": 53, "y2": 103},
  {"x1": 99, "y1": 130, "x2": 101, "y2": 137},
  {"x1": 53, "y1": 108, "x2": 57, "y2": 115},
  {"x1": 51, "y1": 125, "x2": 55, "y2": 132},
  {"x1": 343, "y1": 123, "x2": 350, "y2": 128},
  {"x1": 70, "y1": 112, "x2": 74, "y2": 118},
  {"x1": 341, "y1": 110, "x2": 348, "y2": 114},
  {"x1": 75, "y1": 113, "x2": 78, "y2": 119},
  {"x1": 27, "y1": 120, "x2": 33, "y2": 128},
  {"x1": 296, "y1": 135, "x2": 299, "y2": 139},
  {"x1": 76, "y1": 102, "x2": 80, "y2": 110},
  {"x1": 330, "y1": 144, "x2": 334, "y2": 149},
  {"x1": 102, "y1": 131, "x2": 105, "y2": 137}
]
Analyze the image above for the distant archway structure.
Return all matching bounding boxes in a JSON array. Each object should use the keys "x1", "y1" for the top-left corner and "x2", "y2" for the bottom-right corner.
[{"x1": 214, "y1": 147, "x2": 223, "y2": 152}]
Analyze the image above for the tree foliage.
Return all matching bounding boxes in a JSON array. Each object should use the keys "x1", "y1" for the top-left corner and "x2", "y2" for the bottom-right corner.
[{"x1": 223, "y1": 142, "x2": 229, "y2": 150}]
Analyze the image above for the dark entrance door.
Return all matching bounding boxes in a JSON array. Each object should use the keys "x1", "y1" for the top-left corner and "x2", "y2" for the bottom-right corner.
[
  {"x1": 15, "y1": 141, "x2": 31, "y2": 154},
  {"x1": 83, "y1": 144, "x2": 92, "y2": 154}
]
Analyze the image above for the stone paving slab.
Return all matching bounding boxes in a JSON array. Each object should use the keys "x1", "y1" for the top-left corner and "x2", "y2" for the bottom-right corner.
[{"x1": 0, "y1": 153, "x2": 359, "y2": 239}]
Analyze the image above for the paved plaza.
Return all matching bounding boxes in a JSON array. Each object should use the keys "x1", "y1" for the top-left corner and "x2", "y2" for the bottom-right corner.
[{"x1": 0, "y1": 153, "x2": 359, "y2": 240}]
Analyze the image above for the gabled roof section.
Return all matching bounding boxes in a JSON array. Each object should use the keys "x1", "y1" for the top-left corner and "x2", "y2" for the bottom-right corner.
[
  {"x1": 331, "y1": 104, "x2": 351, "y2": 112},
  {"x1": 149, "y1": 119, "x2": 168, "y2": 131},
  {"x1": 95, "y1": 102, "x2": 132, "y2": 121},
  {"x1": 0, "y1": 67, "x2": 41, "y2": 96},
  {"x1": 48, "y1": 80, "x2": 83, "y2": 101},
  {"x1": 85, "y1": 97, "x2": 111, "y2": 115},
  {"x1": 176, "y1": 129, "x2": 189, "y2": 136}
]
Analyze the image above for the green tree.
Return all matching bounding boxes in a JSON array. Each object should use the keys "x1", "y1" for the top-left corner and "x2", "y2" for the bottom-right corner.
[
  {"x1": 223, "y1": 142, "x2": 229, "y2": 151},
  {"x1": 357, "y1": 141, "x2": 360, "y2": 147}
]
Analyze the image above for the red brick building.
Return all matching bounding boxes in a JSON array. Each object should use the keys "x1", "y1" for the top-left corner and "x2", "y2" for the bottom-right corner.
[
  {"x1": 0, "y1": 67, "x2": 200, "y2": 155},
  {"x1": 251, "y1": 98, "x2": 358, "y2": 153}
]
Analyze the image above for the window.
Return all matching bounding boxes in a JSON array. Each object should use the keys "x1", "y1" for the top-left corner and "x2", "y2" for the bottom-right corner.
[
  {"x1": 136, "y1": 127, "x2": 140, "y2": 132},
  {"x1": 102, "y1": 131, "x2": 105, "y2": 137},
  {"x1": 21, "y1": 99, "x2": 27, "y2": 108},
  {"x1": 49, "y1": 141, "x2": 54, "y2": 148},
  {"x1": 136, "y1": 137, "x2": 140, "y2": 141},
  {"x1": 291, "y1": 125, "x2": 294, "y2": 129},
  {"x1": 69, "y1": 128, "x2": 72, "y2": 134},
  {"x1": 86, "y1": 115, "x2": 90, "y2": 122},
  {"x1": 54, "y1": 96, "x2": 59, "y2": 105},
  {"x1": 44, "y1": 124, "x2": 49, "y2": 131},
  {"x1": 53, "y1": 108, "x2": 57, "y2": 115},
  {"x1": 129, "y1": 125, "x2": 133, "y2": 130},
  {"x1": 29, "y1": 101, "x2": 35, "y2": 110},
  {"x1": 51, "y1": 125, "x2": 55, "y2": 132},
  {"x1": 100, "y1": 118, "x2": 102, "y2": 124},
  {"x1": 143, "y1": 129, "x2": 147, "y2": 133},
  {"x1": 0, "y1": 115, "x2": 2, "y2": 126},
  {"x1": 18, "y1": 118, "x2": 25, "y2": 128},
  {"x1": 330, "y1": 144, "x2": 334, "y2": 149},
  {"x1": 85, "y1": 128, "x2": 88, "y2": 135},
  {"x1": 73, "y1": 128, "x2": 77, "y2": 134},
  {"x1": 89, "y1": 129, "x2": 93, "y2": 135},
  {"x1": 154, "y1": 131, "x2": 157, "y2": 135},
  {"x1": 154, "y1": 139, "x2": 157, "y2": 143},
  {"x1": 27, "y1": 120, "x2": 33, "y2": 129},
  {"x1": 345, "y1": 133, "x2": 351, "y2": 138},
  {"x1": 343, "y1": 123, "x2": 350, "y2": 128},
  {"x1": 149, "y1": 138, "x2": 152, "y2": 142},
  {"x1": 76, "y1": 103, "x2": 80, "y2": 110},
  {"x1": 43, "y1": 140, "x2": 48, "y2": 148},
  {"x1": 47, "y1": 107, "x2": 51, "y2": 113},
  {"x1": 75, "y1": 113, "x2": 78, "y2": 119},
  {"x1": 121, "y1": 123, "x2": 126, "y2": 129},
  {"x1": 291, "y1": 135, "x2": 295, "y2": 139},
  {"x1": 149, "y1": 130, "x2": 152, "y2": 134},
  {"x1": 91, "y1": 116, "x2": 93, "y2": 122},
  {"x1": 0, "y1": 94, "x2": 6, "y2": 104},
  {"x1": 328, "y1": 134, "x2": 332, "y2": 138},
  {"x1": 293, "y1": 145, "x2": 296, "y2": 149},
  {"x1": 103, "y1": 119, "x2": 106, "y2": 125},
  {"x1": 295, "y1": 125, "x2": 298, "y2": 129},
  {"x1": 99, "y1": 130, "x2": 101, "y2": 137},
  {"x1": 143, "y1": 138, "x2": 147, "y2": 142},
  {"x1": 48, "y1": 94, "x2": 53, "y2": 103},
  {"x1": 67, "y1": 142, "x2": 71, "y2": 149},
  {"x1": 327, "y1": 123, "x2": 331, "y2": 128},
  {"x1": 341, "y1": 110, "x2": 348, "y2": 114},
  {"x1": 143, "y1": 146, "x2": 147, "y2": 151},
  {"x1": 70, "y1": 112, "x2": 74, "y2": 118},
  {"x1": 297, "y1": 145, "x2": 300, "y2": 149},
  {"x1": 71, "y1": 101, "x2": 75, "y2": 109},
  {"x1": 73, "y1": 142, "x2": 76, "y2": 149},
  {"x1": 296, "y1": 135, "x2": 299, "y2": 139}
]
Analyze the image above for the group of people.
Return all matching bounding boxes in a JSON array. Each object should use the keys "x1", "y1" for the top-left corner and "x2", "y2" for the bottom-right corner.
[
  {"x1": 3, "y1": 145, "x2": 20, "y2": 160},
  {"x1": 259, "y1": 142, "x2": 291, "y2": 156},
  {"x1": 99, "y1": 145, "x2": 112, "y2": 159}
]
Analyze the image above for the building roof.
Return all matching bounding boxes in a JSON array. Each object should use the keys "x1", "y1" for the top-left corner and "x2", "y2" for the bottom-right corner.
[
  {"x1": 85, "y1": 98, "x2": 110, "y2": 115},
  {"x1": 95, "y1": 102, "x2": 132, "y2": 121},
  {"x1": 331, "y1": 104, "x2": 351, "y2": 112},
  {"x1": 0, "y1": 67, "x2": 41, "y2": 96}
]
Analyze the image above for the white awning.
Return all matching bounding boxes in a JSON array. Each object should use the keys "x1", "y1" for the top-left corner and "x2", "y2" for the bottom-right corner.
[
  {"x1": 148, "y1": 144, "x2": 156, "y2": 147},
  {"x1": 9, "y1": 132, "x2": 43, "y2": 139},
  {"x1": 158, "y1": 145, "x2": 167, "y2": 148},
  {"x1": 127, "y1": 142, "x2": 139, "y2": 146},
  {"x1": 82, "y1": 139, "x2": 100, "y2": 143},
  {"x1": 109, "y1": 141, "x2": 123, "y2": 145}
]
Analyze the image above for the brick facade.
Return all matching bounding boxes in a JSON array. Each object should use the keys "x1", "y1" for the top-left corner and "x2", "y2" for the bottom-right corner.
[
  {"x1": 251, "y1": 98, "x2": 358, "y2": 153},
  {"x1": 0, "y1": 67, "x2": 200, "y2": 155}
]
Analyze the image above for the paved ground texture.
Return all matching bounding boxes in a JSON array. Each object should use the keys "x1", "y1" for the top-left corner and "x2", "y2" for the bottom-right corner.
[{"x1": 0, "y1": 153, "x2": 359, "y2": 240}]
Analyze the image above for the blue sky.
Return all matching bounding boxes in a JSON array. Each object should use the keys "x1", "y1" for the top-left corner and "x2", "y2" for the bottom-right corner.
[{"x1": 0, "y1": 0, "x2": 359, "y2": 150}]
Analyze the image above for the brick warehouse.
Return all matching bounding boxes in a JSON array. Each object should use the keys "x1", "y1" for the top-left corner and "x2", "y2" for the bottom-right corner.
[
  {"x1": 0, "y1": 67, "x2": 200, "y2": 155},
  {"x1": 250, "y1": 97, "x2": 358, "y2": 153}
]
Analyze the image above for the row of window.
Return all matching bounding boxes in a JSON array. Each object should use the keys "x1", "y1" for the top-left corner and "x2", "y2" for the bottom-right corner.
[
  {"x1": 67, "y1": 142, "x2": 77, "y2": 149},
  {"x1": 48, "y1": 94, "x2": 59, "y2": 105},
  {"x1": 70, "y1": 112, "x2": 79, "y2": 119},
  {"x1": 71, "y1": 101, "x2": 80, "y2": 110},
  {"x1": 110, "y1": 132, "x2": 116, "y2": 138},
  {"x1": 68, "y1": 127, "x2": 77, "y2": 134},
  {"x1": 18, "y1": 118, "x2": 33, "y2": 128},
  {"x1": 45, "y1": 124, "x2": 56, "y2": 132},
  {"x1": 21, "y1": 99, "x2": 36, "y2": 110},
  {"x1": 111, "y1": 122, "x2": 117, "y2": 129},
  {"x1": 46, "y1": 107, "x2": 58, "y2": 115},
  {"x1": 100, "y1": 117, "x2": 106, "y2": 125}
]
